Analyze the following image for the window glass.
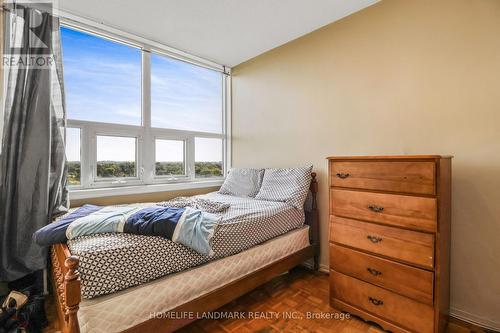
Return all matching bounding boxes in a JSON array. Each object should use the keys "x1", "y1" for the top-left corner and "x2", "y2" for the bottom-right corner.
[
  {"x1": 151, "y1": 54, "x2": 222, "y2": 133},
  {"x1": 155, "y1": 139, "x2": 185, "y2": 176},
  {"x1": 96, "y1": 136, "x2": 137, "y2": 178},
  {"x1": 66, "y1": 128, "x2": 81, "y2": 185},
  {"x1": 61, "y1": 26, "x2": 142, "y2": 125},
  {"x1": 195, "y1": 137, "x2": 223, "y2": 178},
  {"x1": 61, "y1": 25, "x2": 227, "y2": 189}
]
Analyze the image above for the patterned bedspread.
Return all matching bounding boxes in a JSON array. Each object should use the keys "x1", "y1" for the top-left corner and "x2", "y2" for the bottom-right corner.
[{"x1": 67, "y1": 192, "x2": 305, "y2": 299}]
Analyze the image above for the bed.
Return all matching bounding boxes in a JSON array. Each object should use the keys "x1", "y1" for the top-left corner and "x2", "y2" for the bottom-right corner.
[{"x1": 50, "y1": 172, "x2": 319, "y2": 333}]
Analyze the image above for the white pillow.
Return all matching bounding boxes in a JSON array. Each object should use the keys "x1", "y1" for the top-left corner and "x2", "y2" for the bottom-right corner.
[
  {"x1": 218, "y1": 168, "x2": 265, "y2": 197},
  {"x1": 255, "y1": 166, "x2": 313, "y2": 208}
]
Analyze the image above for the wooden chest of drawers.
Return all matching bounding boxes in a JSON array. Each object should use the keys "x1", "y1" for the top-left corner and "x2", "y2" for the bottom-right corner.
[{"x1": 328, "y1": 155, "x2": 451, "y2": 333}]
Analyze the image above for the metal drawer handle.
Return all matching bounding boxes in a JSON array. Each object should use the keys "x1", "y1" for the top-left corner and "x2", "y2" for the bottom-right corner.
[
  {"x1": 368, "y1": 205, "x2": 384, "y2": 213},
  {"x1": 336, "y1": 173, "x2": 350, "y2": 179},
  {"x1": 367, "y1": 235, "x2": 383, "y2": 243},
  {"x1": 368, "y1": 297, "x2": 384, "y2": 306},
  {"x1": 367, "y1": 268, "x2": 382, "y2": 276}
]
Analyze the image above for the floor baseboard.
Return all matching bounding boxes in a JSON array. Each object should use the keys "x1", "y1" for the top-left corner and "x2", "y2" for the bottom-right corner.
[{"x1": 450, "y1": 308, "x2": 500, "y2": 332}]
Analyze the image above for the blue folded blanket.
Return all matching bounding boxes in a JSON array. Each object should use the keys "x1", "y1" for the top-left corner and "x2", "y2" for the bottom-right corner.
[{"x1": 33, "y1": 204, "x2": 220, "y2": 255}]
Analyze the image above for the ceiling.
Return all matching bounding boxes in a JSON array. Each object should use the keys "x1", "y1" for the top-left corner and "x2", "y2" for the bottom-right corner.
[{"x1": 58, "y1": 0, "x2": 379, "y2": 67}]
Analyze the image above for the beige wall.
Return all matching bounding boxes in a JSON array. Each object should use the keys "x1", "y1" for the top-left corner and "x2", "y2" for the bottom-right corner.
[{"x1": 232, "y1": 0, "x2": 500, "y2": 328}]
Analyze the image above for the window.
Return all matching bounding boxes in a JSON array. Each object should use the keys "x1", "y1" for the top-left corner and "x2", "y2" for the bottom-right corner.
[
  {"x1": 62, "y1": 27, "x2": 142, "y2": 125},
  {"x1": 155, "y1": 139, "x2": 185, "y2": 177},
  {"x1": 195, "y1": 138, "x2": 223, "y2": 178},
  {"x1": 62, "y1": 25, "x2": 229, "y2": 190},
  {"x1": 66, "y1": 128, "x2": 81, "y2": 185},
  {"x1": 151, "y1": 54, "x2": 223, "y2": 133},
  {"x1": 96, "y1": 136, "x2": 137, "y2": 179}
]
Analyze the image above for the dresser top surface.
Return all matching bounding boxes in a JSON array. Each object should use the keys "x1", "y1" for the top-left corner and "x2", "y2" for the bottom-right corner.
[{"x1": 327, "y1": 155, "x2": 453, "y2": 160}]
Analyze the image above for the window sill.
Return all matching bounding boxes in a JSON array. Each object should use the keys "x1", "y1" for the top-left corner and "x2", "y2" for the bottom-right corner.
[{"x1": 69, "y1": 179, "x2": 224, "y2": 200}]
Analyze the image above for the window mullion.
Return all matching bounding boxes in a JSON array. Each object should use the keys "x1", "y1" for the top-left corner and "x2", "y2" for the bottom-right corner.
[
  {"x1": 222, "y1": 74, "x2": 231, "y2": 176},
  {"x1": 187, "y1": 137, "x2": 195, "y2": 181},
  {"x1": 84, "y1": 126, "x2": 95, "y2": 188},
  {"x1": 142, "y1": 50, "x2": 154, "y2": 184}
]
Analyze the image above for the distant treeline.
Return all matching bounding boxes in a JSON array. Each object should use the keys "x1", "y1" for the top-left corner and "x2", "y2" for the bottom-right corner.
[
  {"x1": 67, "y1": 161, "x2": 81, "y2": 185},
  {"x1": 67, "y1": 161, "x2": 222, "y2": 185},
  {"x1": 97, "y1": 161, "x2": 136, "y2": 178},
  {"x1": 194, "y1": 162, "x2": 223, "y2": 178}
]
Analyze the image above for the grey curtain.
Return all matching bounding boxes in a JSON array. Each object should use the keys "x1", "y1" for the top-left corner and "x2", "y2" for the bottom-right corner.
[{"x1": 0, "y1": 5, "x2": 68, "y2": 281}]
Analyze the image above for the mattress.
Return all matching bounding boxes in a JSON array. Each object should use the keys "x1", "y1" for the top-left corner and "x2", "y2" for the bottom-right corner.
[
  {"x1": 78, "y1": 226, "x2": 310, "y2": 333},
  {"x1": 68, "y1": 192, "x2": 305, "y2": 298}
]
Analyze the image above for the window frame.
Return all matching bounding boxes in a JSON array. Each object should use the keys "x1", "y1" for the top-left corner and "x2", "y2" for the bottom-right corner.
[
  {"x1": 194, "y1": 137, "x2": 225, "y2": 179},
  {"x1": 153, "y1": 137, "x2": 188, "y2": 180},
  {"x1": 94, "y1": 133, "x2": 140, "y2": 182},
  {"x1": 62, "y1": 21, "x2": 231, "y2": 194},
  {"x1": 65, "y1": 127, "x2": 82, "y2": 186}
]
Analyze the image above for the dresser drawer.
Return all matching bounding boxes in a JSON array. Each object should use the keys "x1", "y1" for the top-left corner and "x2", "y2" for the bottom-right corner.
[
  {"x1": 330, "y1": 216, "x2": 435, "y2": 269},
  {"x1": 330, "y1": 189, "x2": 437, "y2": 232},
  {"x1": 330, "y1": 271, "x2": 434, "y2": 333},
  {"x1": 330, "y1": 244, "x2": 434, "y2": 304},
  {"x1": 330, "y1": 161, "x2": 436, "y2": 195}
]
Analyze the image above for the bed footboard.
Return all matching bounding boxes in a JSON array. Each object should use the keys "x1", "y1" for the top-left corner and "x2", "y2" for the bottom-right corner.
[{"x1": 50, "y1": 243, "x2": 81, "y2": 333}]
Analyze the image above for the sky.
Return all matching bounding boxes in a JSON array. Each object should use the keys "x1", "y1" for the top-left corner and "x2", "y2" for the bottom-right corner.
[{"x1": 62, "y1": 26, "x2": 223, "y2": 162}]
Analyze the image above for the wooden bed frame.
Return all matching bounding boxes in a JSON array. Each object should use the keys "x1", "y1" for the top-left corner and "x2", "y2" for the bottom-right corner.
[{"x1": 50, "y1": 173, "x2": 319, "y2": 333}]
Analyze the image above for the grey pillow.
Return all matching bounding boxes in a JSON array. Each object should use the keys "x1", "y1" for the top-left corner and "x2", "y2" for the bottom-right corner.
[
  {"x1": 218, "y1": 168, "x2": 265, "y2": 197},
  {"x1": 255, "y1": 166, "x2": 313, "y2": 208}
]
